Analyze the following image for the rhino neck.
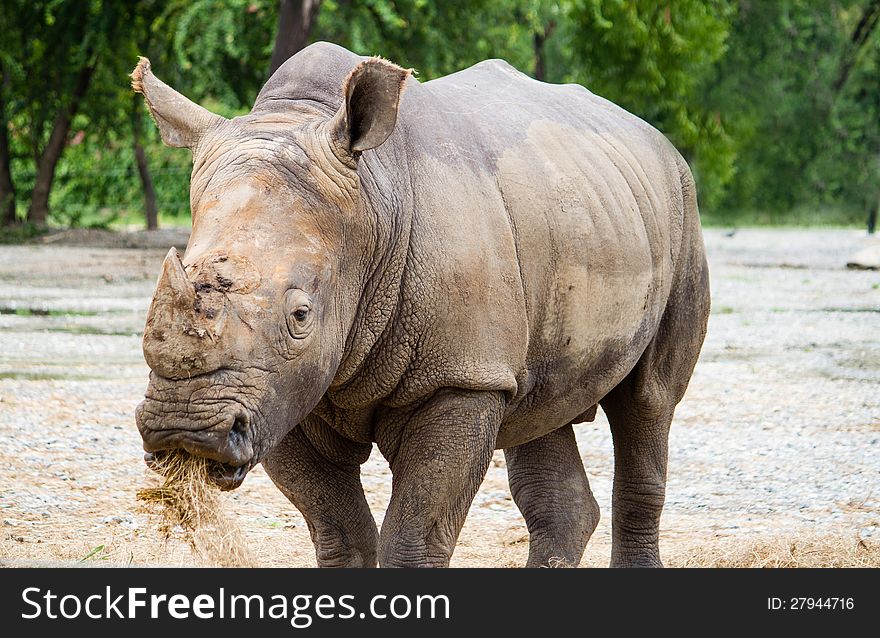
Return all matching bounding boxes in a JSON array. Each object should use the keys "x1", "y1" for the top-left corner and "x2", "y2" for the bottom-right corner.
[{"x1": 330, "y1": 138, "x2": 414, "y2": 396}]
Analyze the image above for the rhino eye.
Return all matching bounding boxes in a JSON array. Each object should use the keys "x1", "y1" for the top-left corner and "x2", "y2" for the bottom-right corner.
[{"x1": 284, "y1": 289, "x2": 313, "y2": 339}]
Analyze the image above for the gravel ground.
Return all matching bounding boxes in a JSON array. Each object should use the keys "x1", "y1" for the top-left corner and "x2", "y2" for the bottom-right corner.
[{"x1": 0, "y1": 228, "x2": 878, "y2": 567}]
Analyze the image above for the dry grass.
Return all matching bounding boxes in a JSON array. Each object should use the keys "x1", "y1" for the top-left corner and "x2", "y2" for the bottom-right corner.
[
  {"x1": 670, "y1": 535, "x2": 880, "y2": 568},
  {"x1": 136, "y1": 452, "x2": 256, "y2": 567}
]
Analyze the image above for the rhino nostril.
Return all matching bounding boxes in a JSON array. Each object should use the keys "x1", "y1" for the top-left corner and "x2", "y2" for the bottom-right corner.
[{"x1": 229, "y1": 412, "x2": 249, "y2": 445}]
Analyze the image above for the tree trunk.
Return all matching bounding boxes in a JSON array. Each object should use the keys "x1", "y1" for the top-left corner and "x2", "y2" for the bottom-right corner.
[
  {"x1": 134, "y1": 143, "x2": 159, "y2": 231},
  {"x1": 132, "y1": 98, "x2": 159, "y2": 231},
  {"x1": 268, "y1": 0, "x2": 323, "y2": 78},
  {"x1": 533, "y1": 21, "x2": 556, "y2": 82},
  {"x1": 833, "y1": 0, "x2": 880, "y2": 93},
  {"x1": 796, "y1": 2, "x2": 880, "y2": 183},
  {"x1": 27, "y1": 62, "x2": 95, "y2": 226},
  {"x1": 0, "y1": 68, "x2": 16, "y2": 227}
]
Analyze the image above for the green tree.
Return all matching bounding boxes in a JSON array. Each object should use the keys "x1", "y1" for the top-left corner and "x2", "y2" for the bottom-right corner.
[
  {"x1": 709, "y1": 0, "x2": 880, "y2": 221},
  {"x1": 10, "y1": 0, "x2": 875, "y2": 232},
  {"x1": 153, "y1": 0, "x2": 275, "y2": 109},
  {"x1": 0, "y1": 0, "x2": 144, "y2": 226}
]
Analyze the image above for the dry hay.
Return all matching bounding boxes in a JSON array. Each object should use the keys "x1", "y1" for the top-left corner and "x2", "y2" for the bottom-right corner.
[
  {"x1": 671, "y1": 535, "x2": 880, "y2": 568},
  {"x1": 137, "y1": 452, "x2": 256, "y2": 567}
]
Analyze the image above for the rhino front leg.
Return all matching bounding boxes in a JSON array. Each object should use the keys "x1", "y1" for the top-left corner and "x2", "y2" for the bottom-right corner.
[
  {"x1": 505, "y1": 424, "x2": 600, "y2": 567},
  {"x1": 376, "y1": 389, "x2": 505, "y2": 567},
  {"x1": 261, "y1": 418, "x2": 378, "y2": 567}
]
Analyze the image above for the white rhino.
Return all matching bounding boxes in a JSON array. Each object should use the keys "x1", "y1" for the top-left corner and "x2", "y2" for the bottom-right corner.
[{"x1": 134, "y1": 42, "x2": 710, "y2": 568}]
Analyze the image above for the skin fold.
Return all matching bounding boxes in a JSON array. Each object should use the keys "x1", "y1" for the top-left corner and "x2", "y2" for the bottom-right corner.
[{"x1": 133, "y1": 42, "x2": 710, "y2": 568}]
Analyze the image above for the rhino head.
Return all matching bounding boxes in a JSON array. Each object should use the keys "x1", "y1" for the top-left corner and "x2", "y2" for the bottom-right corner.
[{"x1": 132, "y1": 55, "x2": 409, "y2": 489}]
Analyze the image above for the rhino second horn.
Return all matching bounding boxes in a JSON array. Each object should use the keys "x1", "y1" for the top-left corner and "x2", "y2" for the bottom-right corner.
[{"x1": 156, "y1": 247, "x2": 196, "y2": 309}]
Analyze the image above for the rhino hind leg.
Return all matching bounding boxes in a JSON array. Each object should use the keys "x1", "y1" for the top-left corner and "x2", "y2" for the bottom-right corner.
[
  {"x1": 504, "y1": 424, "x2": 600, "y2": 567},
  {"x1": 376, "y1": 389, "x2": 505, "y2": 567},
  {"x1": 261, "y1": 419, "x2": 378, "y2": 567},
  {"x1": 599, "y1": 388, "x2": 673, "y2": 568},
  {"x1": 599, "y1": 203, "x2": 710, "y2": 568}
]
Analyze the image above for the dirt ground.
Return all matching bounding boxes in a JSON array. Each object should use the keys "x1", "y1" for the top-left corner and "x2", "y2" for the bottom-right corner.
[{"x1": 0, "y1": 228, "x2": 878, "y2": 567}]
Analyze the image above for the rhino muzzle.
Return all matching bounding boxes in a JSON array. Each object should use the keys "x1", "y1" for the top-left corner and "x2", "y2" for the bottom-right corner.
[{"x1": 135, "y1": 392, "x2": 255, "y2": 490}]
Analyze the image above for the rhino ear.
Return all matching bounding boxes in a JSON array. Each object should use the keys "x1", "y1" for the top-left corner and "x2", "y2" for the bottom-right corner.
[
  {"x1": 328, "y1": 58, "x2": 411, "y2": 157},
  {"x1": 131, "y1": 57, "x2": 226, "y2": 150}
]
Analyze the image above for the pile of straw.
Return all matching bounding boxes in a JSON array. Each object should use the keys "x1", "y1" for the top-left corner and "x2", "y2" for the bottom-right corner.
[
  {"x1": 671, "y1": 536, "x2": 879, "y2": 568},
  {"x1": 137, "y1": 452, "x2": 256, "y2": 567}
]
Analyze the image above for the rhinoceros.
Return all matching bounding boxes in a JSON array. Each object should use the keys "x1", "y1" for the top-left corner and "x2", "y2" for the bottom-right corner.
[{"x1": 133, "y1": 42, "x2": 710, "y2": 568}]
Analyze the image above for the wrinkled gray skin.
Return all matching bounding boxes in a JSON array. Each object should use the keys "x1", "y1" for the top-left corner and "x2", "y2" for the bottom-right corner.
[{"x1": 133, "y1": 42, "x2": 710, "y2": 568}]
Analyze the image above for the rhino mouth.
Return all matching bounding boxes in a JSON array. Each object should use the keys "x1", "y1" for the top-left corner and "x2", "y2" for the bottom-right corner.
[
  {"x1": 207, "y1": 459, "x2": 251, "y2": 490},
  {"x1": 144, "y1": 450, "x2": 251, "y2": 491},
  {"x1": 136, "y1": 373, "x2": 263, "y2": 491}
]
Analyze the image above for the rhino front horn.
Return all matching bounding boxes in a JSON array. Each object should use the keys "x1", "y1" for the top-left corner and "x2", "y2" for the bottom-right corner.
[{"x1": 142, "y1": 247, "x2": 202, "y2": 377}]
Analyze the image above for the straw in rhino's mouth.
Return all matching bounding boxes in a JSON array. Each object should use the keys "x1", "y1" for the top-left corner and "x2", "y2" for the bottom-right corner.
[{"x1": 144, "y1": 450, "x2": 250, "y2": 491}]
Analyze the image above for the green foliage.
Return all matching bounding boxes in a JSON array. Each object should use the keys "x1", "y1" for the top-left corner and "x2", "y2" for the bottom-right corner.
[
  {"x1": 155, "y1": 0, "x2": 276, "y2": 108},
  {"x1": 316, "y1": 0, "x2": 538, "y2": 79},
  {"x1": 1, "y1": 0, "x2": 878, "y2": 229},
  {"x1": 1, "y1": 0, "x2": 144, "y2": 224},
  {"x1": 0, "y1": 221, "x2": 49, "y2": 244},
  {"x1": 43, "y1": 132, "x2": 192, "y2": 228},
  {"x1": 708, "y1": 0, "x2": 880, "y2": 220}
]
